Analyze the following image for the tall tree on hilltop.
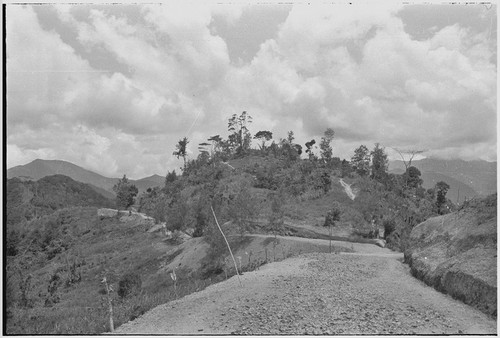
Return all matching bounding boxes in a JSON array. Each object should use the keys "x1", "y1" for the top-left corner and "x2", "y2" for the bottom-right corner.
[
  {"x1": 173, "y1": 137, "x2": 189, "y2": 171},
  {"x1": 254, "y1": 130, "x2": 273, "y2": 153},
  {"x1": 228, "y1": 111, "x2": 252, "y2": 156},
  {"x1": 113, "y1": 175, "x2": 138, "y2": 210},
  {"x1": 370, "y1": 143, "x2": 389, "y2": 182},
  {"x1": 351, "y1": 145, "x2": 370, "y2": 176},
  {"x1": 319, "y1": 128, "x2": 335, "y2": 165},
  {"x1": 392, "y1": 148, "x2": 426, "y2": 171}
]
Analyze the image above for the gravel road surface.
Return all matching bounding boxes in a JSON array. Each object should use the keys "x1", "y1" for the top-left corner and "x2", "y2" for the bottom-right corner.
[{"x1": 114, "y1": 248, "x2": 496, "y2": 335}]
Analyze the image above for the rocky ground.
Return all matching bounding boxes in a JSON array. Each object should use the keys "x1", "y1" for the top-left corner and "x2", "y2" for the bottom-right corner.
[{"x1": 114, "y1": 248, "x2": 496, "y2": 335}]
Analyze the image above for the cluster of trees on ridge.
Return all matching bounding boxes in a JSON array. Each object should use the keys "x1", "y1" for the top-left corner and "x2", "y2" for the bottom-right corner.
[{"x1": 110, "y1": 111, "x2": 455, "y2": 257}]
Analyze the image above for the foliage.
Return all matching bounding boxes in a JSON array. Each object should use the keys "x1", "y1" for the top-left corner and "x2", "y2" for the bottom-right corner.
[
  {"x1": 324, "y1": 203, "x2": 341, "y2": 227},
  {"x1": 165, "y1": 170, "x2": 177, "y2": 184},
  {"x1": 254, "y1": 130, "x2": 273, "y2": 152},
  {"x1": 435, "y1": 181, "x2": 450, "y2": 215},
  {"x1": 173, "y1": 137, "x2": 189, "y2": 170},
  {"x1": 228, "y1": 111, "x2": 253, "y2": 156},
  {"x1": 370, "y1": 143, "x2": 388, "y2": 183},
  {"x1": 404, "y1": 166, "x2": 423, "y2": 189},
  {"x1": 113, "y1": 175, "x2": 139, "y2": 210},
  {"x1": 118, "y1": 273, "x2": 142, "y2": 299},
  {"x1": 351, "y1": 145, "x2": 370, "y2": 176},
  {"x1": 319, "y1": 128, "x2": 335, "y2": 165}
]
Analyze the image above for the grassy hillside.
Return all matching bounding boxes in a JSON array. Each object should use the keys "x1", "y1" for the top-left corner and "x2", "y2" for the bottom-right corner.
[
  {"x1": 7, "y1": 138, "x2": 463, "y2": 334},
  {"x1": 6, "y1": 175, "x2": 114, "y2": 227},
  {"x1": 404, "y1": 194, "x2": 497, "y2": 317}
]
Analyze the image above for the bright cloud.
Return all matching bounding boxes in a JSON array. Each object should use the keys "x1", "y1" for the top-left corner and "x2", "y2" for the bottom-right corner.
[{"x1": 6, "y1": 3, "x2": 497, "y2": 178}]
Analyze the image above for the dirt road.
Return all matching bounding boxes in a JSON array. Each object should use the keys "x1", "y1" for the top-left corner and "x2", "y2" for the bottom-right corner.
[{"x1": 114, "y1": 247, "x2": 496, "y2": 335}]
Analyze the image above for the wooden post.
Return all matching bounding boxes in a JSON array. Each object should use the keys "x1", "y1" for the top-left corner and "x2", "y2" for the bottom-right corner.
[
  {"x1": 101, "y1": 277, "x2": 114, "y2": 332},
  {"x1": 210, "y1": 206, "x2": 242, "y2": 287}
]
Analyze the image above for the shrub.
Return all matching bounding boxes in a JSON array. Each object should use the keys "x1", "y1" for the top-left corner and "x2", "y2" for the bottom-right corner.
[
  {"x1": 324, "y1": 205, "x2": 341, "y2": 227},
  {"x1": 118, "y1": 273, "x2": 142, "y2": 299}
]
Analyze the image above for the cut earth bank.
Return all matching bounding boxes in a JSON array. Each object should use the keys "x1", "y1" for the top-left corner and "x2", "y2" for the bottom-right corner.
[{"x1": 115, "y1": 235, "x2": 496, "y2": 335}]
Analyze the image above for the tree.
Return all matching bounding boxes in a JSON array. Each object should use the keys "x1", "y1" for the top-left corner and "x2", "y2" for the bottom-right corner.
[
  {"x1": 319, "y1": 128, "x2": 335, "y2": 164},
  {"x1": 370, "y1": 143, "x2": 388, "y2": 182},
  {"x1": 228, "y1": 111, "x2": 252, "y2": 156},
  {"x1": 208, "y1": 135, "x2": 224, "y2": 161},
  {"x1": 165, "y1": 170, "x2": 177, "y2": 185},
  {"x1": 305, "y1": 139, "x2": 317, "y2": 160},
  {"x1": 341, "y1": 159, "x2": 353, "y2": 178},
  {"x1": 324, "y1": 203, "x2": 342, "y2": 253},
  {"x1": 435, "y1": 181, "x2": 450, "y2": 214},
  {"x1": 392, "y1": 148, "x2": 426, "y2": 171},
  {"x1": 113, "y1": 175, "x2": 139, "y2": 210},
  {"x1": 351, "y1": 145, "x2": 370, "y2": 176},
  {"x1": 254, "y1": 130, "x2": 273, "y2": 152},
  {"x1": 227, "y1": 181, "x2": 259, "y2": 237},
  {"x1": 404, "y1": 166, "x2": 423, "y2": 189},
  {"x1": 173, "y1": 137, "x2": 189, "y2": 171}
]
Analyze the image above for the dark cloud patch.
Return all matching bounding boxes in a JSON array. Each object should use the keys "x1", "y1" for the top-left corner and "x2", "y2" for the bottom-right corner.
[{"x1": 210, "y1": 5, "x2": 291, "y2": 64}]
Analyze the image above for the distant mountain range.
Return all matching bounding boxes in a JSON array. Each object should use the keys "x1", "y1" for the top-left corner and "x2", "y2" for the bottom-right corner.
[
  {"x1": 7, "y1": 159, "x2": 165, "y2": 196},
  {"x1": 389, "y1": 158, "x2": 497, "y2": 203}
]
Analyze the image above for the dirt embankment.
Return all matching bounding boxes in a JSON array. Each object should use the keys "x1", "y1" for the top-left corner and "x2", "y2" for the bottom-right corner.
[
  {"x1": 404, "y1": 195, "x2": 497, "y2": 318},
  {"x1": 115, "y1": 247, "x2": 496, "y2": 335}
]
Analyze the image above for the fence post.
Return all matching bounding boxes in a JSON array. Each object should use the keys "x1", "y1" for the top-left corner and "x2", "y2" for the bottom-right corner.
[{"x1": 101, "y1": 277, "x2": 114, "y2": 332}]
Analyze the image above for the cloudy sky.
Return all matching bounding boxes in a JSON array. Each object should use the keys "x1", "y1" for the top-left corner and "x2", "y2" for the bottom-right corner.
[{"x1": 6, "y1": 2, "x2": 497, "y2": 179}]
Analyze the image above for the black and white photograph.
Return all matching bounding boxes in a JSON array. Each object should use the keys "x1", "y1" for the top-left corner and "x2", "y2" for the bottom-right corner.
[{"x1": 4, "y1": 1, "x2": 497, "y2": 335}]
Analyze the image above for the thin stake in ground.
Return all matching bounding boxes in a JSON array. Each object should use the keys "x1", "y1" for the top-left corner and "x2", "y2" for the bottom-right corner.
[{"x1": 210, "y1": 205, "x2": 242, "y2": 287}]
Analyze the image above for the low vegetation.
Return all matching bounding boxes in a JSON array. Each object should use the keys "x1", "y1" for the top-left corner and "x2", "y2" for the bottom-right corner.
[{"x1": 6, "y1": 111, "x2": 465, "y2": 334}]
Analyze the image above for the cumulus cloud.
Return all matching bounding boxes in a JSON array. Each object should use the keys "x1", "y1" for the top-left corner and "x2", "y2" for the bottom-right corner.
[{"x1": 6, "y1": 3, "x2": 497, "y2": 178}]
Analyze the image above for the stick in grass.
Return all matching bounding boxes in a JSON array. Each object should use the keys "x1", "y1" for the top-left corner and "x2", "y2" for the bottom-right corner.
[{"x1": 210, "y1": 205, "x2": 242, "y2": 287}]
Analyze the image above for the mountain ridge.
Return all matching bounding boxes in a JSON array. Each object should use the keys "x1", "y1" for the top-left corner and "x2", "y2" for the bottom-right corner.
[
  {"x1": 388, "y1": 157, "x2": 496, "y2": 199},
  {"x1": 7, "y1": 159, "x2": 164, "y2": 194}
]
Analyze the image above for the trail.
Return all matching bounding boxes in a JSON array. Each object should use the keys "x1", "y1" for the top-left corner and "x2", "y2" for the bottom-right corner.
[
  {"x1": 114, "y1": 239, "x2": 495, "y2": 335},
  {"x1": 339, "y1": 179, "x2": 356, "y2": 200}
]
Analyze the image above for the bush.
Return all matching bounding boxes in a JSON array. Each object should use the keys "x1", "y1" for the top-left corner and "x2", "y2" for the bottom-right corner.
[
  {"x1": 118, "y1": 273, "x2": 142, "y2": 299},
  {"x1": 324, "y1": 206, "x2": 341, "y2": 227}
]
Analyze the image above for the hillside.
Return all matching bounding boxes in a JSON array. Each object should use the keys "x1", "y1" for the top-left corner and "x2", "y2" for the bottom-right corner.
[
  {"x1": 7, "y1": 159, "x2": 164, "y2": 195},
  {"x1": 389, "y1": 158, "x2": 496, "y2": 197},
  {"x1": 6, "y1": 175, "x2": 114, "y2": 227},
  {"x1": 404, "y1": 194, "x2": 497, "y2": 317},
  {"x1": 6, "y1": 141, "x2": 495, "y2": 334}
]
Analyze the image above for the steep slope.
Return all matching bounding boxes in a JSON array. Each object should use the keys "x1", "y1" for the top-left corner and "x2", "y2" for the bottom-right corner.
[{"x1": 404, "y1": 194, "x2": 497, "y2": 317}]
